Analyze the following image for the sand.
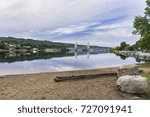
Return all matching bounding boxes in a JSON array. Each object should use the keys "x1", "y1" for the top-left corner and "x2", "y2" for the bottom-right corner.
[{"x1": 0, "y1": 67, "x2": 150, "y2": 100}]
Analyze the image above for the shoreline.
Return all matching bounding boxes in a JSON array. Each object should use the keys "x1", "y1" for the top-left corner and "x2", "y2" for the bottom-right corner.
[
  {"x1": 0, "y1": 66, "x2": 119, "y2": 77},
  {"x1": 0, "y1": 66, "x2": 150, "y2": 100}
]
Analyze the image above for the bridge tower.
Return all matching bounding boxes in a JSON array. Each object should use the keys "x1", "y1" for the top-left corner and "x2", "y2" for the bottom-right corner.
[
  {"x1": 75, "y1": 42, "x2": 78, "y2": 52},
  {"x1": 87, "y1": 42, "x2": 90, "y2": 52},
  {"x1": 74, "y1": 42, "x2": 78, "y2": 59},
  {"x1": 87, "y1": 42, "x2": 90, "y2": 59}
]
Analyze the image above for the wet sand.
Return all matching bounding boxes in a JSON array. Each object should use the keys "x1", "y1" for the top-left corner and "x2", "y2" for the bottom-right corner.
[{"x1": 0, "y1": 67, "x2": 150, "y2": 100}]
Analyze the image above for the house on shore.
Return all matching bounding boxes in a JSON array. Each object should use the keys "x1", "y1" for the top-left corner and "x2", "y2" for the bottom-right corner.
[{"x1": 44, "y1": 48, "x2": 61, "y2": 53}]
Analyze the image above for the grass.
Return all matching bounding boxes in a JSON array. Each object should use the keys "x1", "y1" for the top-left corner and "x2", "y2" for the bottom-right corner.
[
  {"x1": 141, "y1": 72, "x2": 150, "y2": 79},
  {"x1": 137, "y1": 61, "x2": 150, "y2": 79},
  {"x1": 138, "y1": 61, "x2": 150, "y2": 99},
  {"x1": 141, "y1": 72, "x2": 150, "y2": 99},
  {"x1": 137, "y1": 62, "x2": 150, "y2": 67}
]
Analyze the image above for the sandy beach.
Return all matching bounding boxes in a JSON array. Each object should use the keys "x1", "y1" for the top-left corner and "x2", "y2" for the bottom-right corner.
[{"x1": 0, "y1": 67, "x2": 150, "y2": 100}]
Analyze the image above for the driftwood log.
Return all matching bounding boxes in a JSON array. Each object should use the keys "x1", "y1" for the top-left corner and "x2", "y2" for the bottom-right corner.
[{"x1": 54, "y1": 72, "x2": 117, "y2": 82}]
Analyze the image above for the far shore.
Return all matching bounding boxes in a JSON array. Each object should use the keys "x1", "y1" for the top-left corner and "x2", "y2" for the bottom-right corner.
[{"x1": 0, "y1": 66, "x2": 150, "y2": 100}]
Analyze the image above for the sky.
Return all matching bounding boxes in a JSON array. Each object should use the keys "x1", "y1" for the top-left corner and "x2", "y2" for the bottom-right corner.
[{"x1": 0, "y1": 0, "x2": 147, "y2": 47}]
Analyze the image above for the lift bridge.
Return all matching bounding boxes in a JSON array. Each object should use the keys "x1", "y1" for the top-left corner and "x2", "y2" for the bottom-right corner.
[
  {"x1": 75, "y1": 42, "x2": 90, "y2": 52},
  {"x1": 74, "y1": 42, "x2": 90, "y2": 59}
]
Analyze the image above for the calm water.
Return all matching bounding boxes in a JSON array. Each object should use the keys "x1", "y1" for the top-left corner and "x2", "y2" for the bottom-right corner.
[{"x1": 0, "y1": 52, "x2": 140, "y2": 76}]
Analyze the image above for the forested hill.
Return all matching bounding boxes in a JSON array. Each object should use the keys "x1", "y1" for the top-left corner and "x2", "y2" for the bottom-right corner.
[
  {"x1": 0, "y1": 37, "x2": 75, "y2": 49},
  {"x1": 0, "y1": 36, "x2": 110, "y2": 50}
]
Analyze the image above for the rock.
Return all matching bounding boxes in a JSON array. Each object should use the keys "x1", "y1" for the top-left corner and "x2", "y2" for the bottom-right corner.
[
  {"x1": 117, "y1": 65, "x2": 139, "y2": 77},
  {"x1": 117, "y1": 75, "x2": 148, "y2": 94}
]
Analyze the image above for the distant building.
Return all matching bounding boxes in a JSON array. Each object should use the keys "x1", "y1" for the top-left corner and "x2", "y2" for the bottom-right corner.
[
  {"x1": 23, "y1": 46, "x2": 31, "y2": 49},
  {"x1": 9, "y1": 44, "x2": 16, "y2": 51},
  {"x1": 44, "y1": 48, "x2": 61, "y2": 53},
  {"x1": 32, "y1": 48, "x2": 38, "y2": 53}
]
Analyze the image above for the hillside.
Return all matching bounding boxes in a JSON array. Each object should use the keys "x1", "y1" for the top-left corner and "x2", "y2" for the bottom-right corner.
[{"x1": 0, "y1": 36, "x2": 110, "y2": 50}]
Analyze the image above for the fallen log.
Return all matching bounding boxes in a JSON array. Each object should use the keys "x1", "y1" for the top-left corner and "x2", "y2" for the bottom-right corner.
[{"x1": 54, "y1": 72, "x2": 117, "y2": 82}]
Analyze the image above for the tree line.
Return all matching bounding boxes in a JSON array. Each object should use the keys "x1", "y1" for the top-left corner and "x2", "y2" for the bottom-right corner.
[{"x1": 0, "y1": 36, "x2": 74, "y2": 51}]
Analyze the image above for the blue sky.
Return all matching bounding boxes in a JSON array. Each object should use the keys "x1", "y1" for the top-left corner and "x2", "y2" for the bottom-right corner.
[{"x1": 0, "y1": 0, "x2": 147, "y2": 47}]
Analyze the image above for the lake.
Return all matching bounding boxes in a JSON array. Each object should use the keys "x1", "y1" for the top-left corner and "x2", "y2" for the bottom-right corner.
[{"x1": 0, "y1": 52, "x2": 141, "y2": 76}]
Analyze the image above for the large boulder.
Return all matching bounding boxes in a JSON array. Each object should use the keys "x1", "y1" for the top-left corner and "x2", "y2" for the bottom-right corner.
[
  {"x1": 117, "y1": 65, "x2": 139, "y2": 77},
  {"x1": 117, "y1": 75, "x2": 148, "y2": 93}
]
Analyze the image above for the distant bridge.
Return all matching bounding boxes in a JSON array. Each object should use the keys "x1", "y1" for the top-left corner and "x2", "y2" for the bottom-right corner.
[
  {"x1": 74, "y1": 42, "x2": 90, "y2": 53},
  {"x1": 72, "y1": 42, "x2": 109, "y2": 59}
]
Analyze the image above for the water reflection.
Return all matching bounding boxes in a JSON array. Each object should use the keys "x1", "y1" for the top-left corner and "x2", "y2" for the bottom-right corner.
[
  {"x1": 0, "y1": 51, "x2": 140, "y2": 75},
  {"x1": 114, "y1": 53, "x2": 150, "y2": 63},
  {"x1": 114, "y1": 53, "x2": 128, "y2": 60},
  {"x1": 0, "y1": 50, "x2": 108, "y2": 63},
  {"x1": 0, "y1": 51, "x2": 74, "y2": 63}
]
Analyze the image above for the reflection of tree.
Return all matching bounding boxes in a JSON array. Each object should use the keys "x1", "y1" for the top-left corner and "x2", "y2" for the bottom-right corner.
[
  {"x1": 135, "y1": 58, "x2": 142, "y2": 63},
  {"x1": 115, "y1": 53, "x2": 149, "y2": 63},
  {"x1": 0, "y1": 52, "x2": 74, "y2": 63},
  {"x1": 120, "y1": 55, "x2": 128, "y2": 60},
  {"x1": 114, "y1": 54, "x2": 128, "y2": 60}
]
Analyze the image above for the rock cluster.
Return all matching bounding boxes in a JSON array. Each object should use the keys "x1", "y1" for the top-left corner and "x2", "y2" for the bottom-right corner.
[
  {"x1": 116, "y1": 65, "x2": 148, "y2": 94},
  {"x1": 117, "y1": 65, "x2": 139, "y2": 77}
]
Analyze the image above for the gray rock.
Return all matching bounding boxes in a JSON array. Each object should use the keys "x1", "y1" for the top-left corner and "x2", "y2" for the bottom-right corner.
[
  {"x1": 117, "y1": 65, "x2": 139, "y2": 77},
  {"x1": 117, "y1": 75, "x2": 148, "y2": 93}
]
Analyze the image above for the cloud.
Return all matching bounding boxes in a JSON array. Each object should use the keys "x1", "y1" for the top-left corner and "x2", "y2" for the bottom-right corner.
[
  {"x1": 0, "y1": 0, "x2": 147, "y2": 46},
  {"x1": 48, "y1": 23, "x2": 95, "y2": 35}
]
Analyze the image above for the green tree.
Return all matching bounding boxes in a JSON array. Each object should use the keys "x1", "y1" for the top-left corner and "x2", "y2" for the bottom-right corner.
[
  {"x1": 0, "y1": 41, "x2": 6, "y2": 49},
  {"x1": 119, "y1": 41, "x2": 130, "y2": 50},
  {"x1": 133, "y1": 0, "x2": 150, "y2": 51}
]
